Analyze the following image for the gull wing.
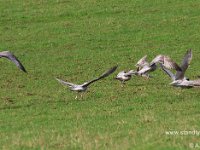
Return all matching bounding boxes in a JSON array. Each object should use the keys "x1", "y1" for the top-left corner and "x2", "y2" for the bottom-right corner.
[
  {"x1": 160, "y1": 64, "x2": 175, "y2": 81},
  {"x1": 82, "y1": 65, "x2": 118, "y2": 87},
  {"x1": 150, "y1": 55, "x2": 181, "y2": 71},
  {"x1": 175, "y1": 49, "x2": 192, "y2": 80},
  {"x1": 137, "y1": 65, "x2": 152, "y2": 74},
  {"x1": 0, "y1": 51, "x2": 27, "y2": 73},
  {"x1": 117, "y1": 71, "x2": 125, "y2": 76},
  {"x1": 135, "y1": 55, "x2": 148, "y2": 68},
  {"x1": 150, "y1": 55, "x2": 162, "y2": 65},
  {"x1": 163, "y1": 56, "x2": 182, "y2": 71},
  {"x1": 125, "y1": 70, "x2": 137, "y2": 76},
  {"x1": 56, "y1": 78, "x2": 76, "y2": 87}
]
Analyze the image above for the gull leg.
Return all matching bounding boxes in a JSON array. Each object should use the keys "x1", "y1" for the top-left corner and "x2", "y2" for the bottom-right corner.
[
  {"x1": 121, "y1": 81, "x2": 125, "y2": 87},
  {"x1": 142, "y1": 74, "x2": 149, "y2": 79},
  {"x1": 80, "y1": 93, "x2": 83, "y2": 99}
]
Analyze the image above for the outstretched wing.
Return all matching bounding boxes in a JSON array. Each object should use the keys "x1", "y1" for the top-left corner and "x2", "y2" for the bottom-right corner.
[
  {"x1": 163, "y1": 56, "x2": 182, "y2": 71},
  {"x1": 56, "y1": 78, "x2": 76, "y2": 87},
  {"x1": 175, "y1": 49, "x2": 192, "y2": 80},
  {"x1": 137, "y1": 65, "x2": 152, "y2": 74},
  {"x1": 160, "y1": 64, "x2": 175, "y2": 81},
  {"x1": 0, "y1": 51, "x2": 27, "y2": 73},
  {"x1": 82, "y1": 65, "x2": 118, "y2": 87},
  {"x1": 135, "y1": 55, "x2": 148, "y2": 68},
  {"x1": 125, "y1": 70, "x2": 137, "y2": 76},
  {"x1": 150, "y1": 55, "x2": 181, "y2": 71}
]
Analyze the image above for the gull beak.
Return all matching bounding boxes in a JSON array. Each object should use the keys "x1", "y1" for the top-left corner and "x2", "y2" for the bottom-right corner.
[{"x1": 170, "y1": 81, "x2": 176, "y2": 85}]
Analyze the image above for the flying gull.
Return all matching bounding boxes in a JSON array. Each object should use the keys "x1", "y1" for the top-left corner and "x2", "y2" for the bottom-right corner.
[
  {"x1": 135, "y1": 53, "x2": 182, "y2": 77},
  {"x1": 56, "y1": 65, "x2": 118, "y2": 99},
  {"x1": 115, "y1": 70, "x2": 136, "y2": 86},
  {"x1": 150, "y1": 54, "x2": 182, "y2": 71},
  {"x1": 160, "y1": 49, "x2": 200, "y2": 88},
  {"x1": 135, "y1": 55, "x2": 156, "y2": 78},
  {"x1": 0, "y1": 51, "x2": 27, "y2": 73}
]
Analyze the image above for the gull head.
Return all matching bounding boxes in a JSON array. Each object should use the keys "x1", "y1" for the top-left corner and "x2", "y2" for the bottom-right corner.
[{"x1": 170, "y1": 80, "x2": 182, "y2": 85}]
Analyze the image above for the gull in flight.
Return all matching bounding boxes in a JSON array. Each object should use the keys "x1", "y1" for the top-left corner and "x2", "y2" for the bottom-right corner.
[
  {"x1": 170, "y1": 79, "x2": 200, "y2": 88},
  {"x1": 161, "y1": 49, "x2": 192, "y2": 82},
  {"x1": 56, "y1": 66, "x2": 118, "y2": 99},
  {"x1": 134, "y1": 55, "x2": 156, "y2": 78},
  {"x1": 160, "y1": 49, "x2": 200, "y2": 88},
  {"x1": 115, "y1": 70, "x2": 136, "y2": 86},
  {"x1": 135, "y1": 53, "x2": 182, "y2": 77},
  {"x1": 150, "y1": 54, "x2": 182, "y2": 72},
  {"x1": 0, "y1": 51, "x2": 27, "y2": 73}
]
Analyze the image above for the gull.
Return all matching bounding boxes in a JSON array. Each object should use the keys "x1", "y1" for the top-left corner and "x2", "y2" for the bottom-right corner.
[
  {"x1": 135, "y1": 53, "x2": 183, "y2": 77},
  {"x1": 135, "y1": 55, "x2": 156, "y2": 78},
  {"x1": 115, "y1": 70, "x2": 136, "y2": 86},
  {"x1": 56, "y1": 65, "x2": 118, "y2": 99},
  {"x1": 175, "y1": 49, "x2": 192, "y2": 80},
  {"x1": 161, "y1": 64, "x2": 189, "y2": 82},
  {"x1": 160, "y1": 49, "x2": 200, "y2": 88},
  {"x1": 170, "y1": 79, "x2": 200, "y2": 88},
  {"x1": 0, "y1": 51, "x2": 27, "y2": 73},
  {"x1": 135, "y1": 55, "x2": 149, "y2": 70},
  {"x1": 136, "y1": 54, "x2": 183, "y2": 78},
  {"x1": 150, "y1": 54, "x2": 182, "y2": 72},
  {"x1": 160, "y1": 49, "x2": 192, "y2": 82}
]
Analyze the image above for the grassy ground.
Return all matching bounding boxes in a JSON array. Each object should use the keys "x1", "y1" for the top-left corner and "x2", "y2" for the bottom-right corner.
[{"x1": 0, "y1": 0, "x2": 200, "y2": 149}]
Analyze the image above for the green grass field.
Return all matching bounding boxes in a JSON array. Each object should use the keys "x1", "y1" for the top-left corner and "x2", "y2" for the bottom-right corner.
[{"x1": 1, "y1": 0, "x2": 200, "y2": 149}]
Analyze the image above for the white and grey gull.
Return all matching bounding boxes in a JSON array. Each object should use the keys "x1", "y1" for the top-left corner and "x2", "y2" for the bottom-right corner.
[
  {"x1": 115, "y1": 70, "x2": 136, "y2": 86},
  {"x1": 135, "y1": 53, "x2": 183, "y2": 77},
  {"x1": 56, "y1": 65, "x2": 118, "y2": 99},
  {"x1": 160, "y1": 49, "x2": 200, "y2": 88},
  {"x1": 135, "y1": 55, "x2": 156, "y2": 78}
]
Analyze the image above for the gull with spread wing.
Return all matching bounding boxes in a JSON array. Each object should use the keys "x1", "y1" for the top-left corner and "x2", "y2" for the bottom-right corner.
[
  {"x1": 150, "y1": 54, "x2": 182, "y2": 72},
  {"x1": 56, "y1": 66, "x2": 118, "y2": 99},
  {"x1": 161, "y1": 49, "x2": 192, "y2": 82},
  {"x1": 0, "y1": 51, "x2": 27, "y2": 73},
  {"x1": 135, "y1": 53, "x2": 182, "y2": 77},
  {"x1": 115, "y1": 70, "x2": 136, "y2": 86},
  {"x1": 135, "y1": 55, "x2": 156, "y2": 78},
  {"x1": 160, "y1": 49, "x2": 200, "y2": 88}
]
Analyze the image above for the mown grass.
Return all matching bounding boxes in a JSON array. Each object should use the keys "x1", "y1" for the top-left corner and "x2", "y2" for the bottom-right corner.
[{"x1": 0, "y1": 0, "x2": 200, "y2": 149}]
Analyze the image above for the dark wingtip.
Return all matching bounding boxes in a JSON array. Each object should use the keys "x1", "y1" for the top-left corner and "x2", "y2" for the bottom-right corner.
[
  {"x1": 108, "y1": 65, "x2": 118, "y2": 75},
  {"x1": 18, "y1": 60, "x2": 27, "y2": 73},
  {"x1": 23, "y1": 69, "x2": 27, "y2": 73},
  {"x1": 111, "y1": 65, "x2": 118, "y2": 72},
  {"x1": 20, "y1": 65, "x2": 27, "y2": 73},
  {"x1": 187, "y1": 48, "x2": 192, "y2": 54}
]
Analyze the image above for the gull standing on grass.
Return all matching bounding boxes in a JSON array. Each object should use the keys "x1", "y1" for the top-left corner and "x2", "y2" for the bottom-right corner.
[
  {"x1": 0, "y1": 51, "x2": 27, "y2": 73},
  {"x1": 56, "y1": 66, "x2": 118, "y2": 99}
]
